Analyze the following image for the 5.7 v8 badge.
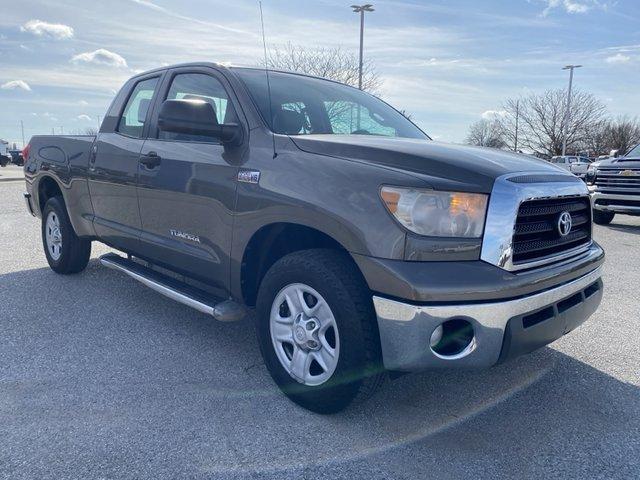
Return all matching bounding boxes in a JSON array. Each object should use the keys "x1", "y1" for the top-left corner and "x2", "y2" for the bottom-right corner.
[{"x1": 237, "y1": 170, "x2": 260, "y2": 184}]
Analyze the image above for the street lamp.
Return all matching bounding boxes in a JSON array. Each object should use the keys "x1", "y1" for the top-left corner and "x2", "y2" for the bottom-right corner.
[
  {"x1": 561, "y1": 64, "x2": 582, "y2": 157},
  {"x1": 351, "y1": 4, "x2": 374, "y2": 90}
]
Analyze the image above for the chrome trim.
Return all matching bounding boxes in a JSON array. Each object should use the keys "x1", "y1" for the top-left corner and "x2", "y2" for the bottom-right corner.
[
  {"x1": 597, "y1": 205, "x2": 640, "y2": 213},
  {"x1": 373, "y1": 266, "x2": 603, "y2": 371},
  {"x1": 100, "y1": 256, "x2": 215, "y2": 316},
  {"x1": 23, "y1": 192, "x2": 35, "y2": 217},
  {"x1": 481, "y1": 172, "x2": 591, "y2": 272},
  {"x1": 591, "y1": 191, "x2": 640, "y2": 212}
]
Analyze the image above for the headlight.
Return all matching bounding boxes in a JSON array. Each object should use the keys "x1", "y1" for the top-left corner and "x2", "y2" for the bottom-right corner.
[{"x1": 380, "y1": 187, "x2": 488, "y2": 238}]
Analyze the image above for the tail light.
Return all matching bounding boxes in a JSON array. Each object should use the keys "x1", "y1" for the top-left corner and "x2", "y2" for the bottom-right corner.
[{"x1": 22, "y1": 144, "x2": 30, "y2": 162}]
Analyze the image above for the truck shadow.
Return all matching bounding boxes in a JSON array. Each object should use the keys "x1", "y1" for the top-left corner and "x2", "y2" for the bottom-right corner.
[
  {"x1": 0, "y1": 261, "x2": 637, "y2": 477},
  {"x1": 605, "y1": 222, "x2": 640, "y2": 235}
]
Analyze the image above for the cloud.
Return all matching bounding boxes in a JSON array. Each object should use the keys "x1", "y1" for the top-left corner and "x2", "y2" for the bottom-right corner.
[
  {"x1": 482, "y1": 110, "x2": 508, "y2": 120},
  {"x1": 32, "y1": 112, "x2": 59, "y2": 122},
  {"x1": 77, "y1": 114, "x2": 92, "y2": 121},
  {"x1": 21, "y1": 19, "x2": 74, "y2": 39},
  {"x1": 540, "y1": 0, "x2": 603, "y2": 16},
  {"x1": 71, "y1": 49, "x2": 128, "y2": 68},
  {"x1": 605, "y1": 53, "x2": 631, "y2": 64},
  {"x1": 129, "y1": 0, "x2": 252, "y2": 36},
  {"x1": 1, "y1": 80, "x2": 32, "y2": 91},
  {"x1": 78, "y1": 100, "x2": 89, "y2": 106}
]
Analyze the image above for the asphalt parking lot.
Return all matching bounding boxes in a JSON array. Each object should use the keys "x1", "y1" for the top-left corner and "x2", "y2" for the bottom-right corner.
[{"x1": 1, "y1": 180, "x2": 638, "y2": 479}]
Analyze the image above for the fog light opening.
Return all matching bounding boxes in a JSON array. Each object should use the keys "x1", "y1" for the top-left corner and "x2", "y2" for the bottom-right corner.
[{"x1": 430, "y1": 318, "x2": 475, "y2": 359}]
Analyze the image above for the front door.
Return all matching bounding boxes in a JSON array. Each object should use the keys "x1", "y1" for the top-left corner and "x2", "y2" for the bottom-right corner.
[
  {"x1": 137, "y1": 69, "x2": 243, "y2": 290},
  {"x1": 88, "y1": 75, "x2": 160, "y2": 253}
]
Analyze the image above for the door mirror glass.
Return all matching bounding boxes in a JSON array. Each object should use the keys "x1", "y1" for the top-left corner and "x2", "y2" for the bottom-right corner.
[{"x1": 158, "y1": 99, "x2": 242, "y2": 145}]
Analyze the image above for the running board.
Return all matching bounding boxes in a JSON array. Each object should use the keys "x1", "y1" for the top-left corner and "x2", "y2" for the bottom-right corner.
[{"x1": 99, "y1": 253, "x2": 246, "y2": 322}]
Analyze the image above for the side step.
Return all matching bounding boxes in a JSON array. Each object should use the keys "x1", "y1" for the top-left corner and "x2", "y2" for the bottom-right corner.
[{"x1": 99, "y1": 253, "x2": 246, "y2": 322}]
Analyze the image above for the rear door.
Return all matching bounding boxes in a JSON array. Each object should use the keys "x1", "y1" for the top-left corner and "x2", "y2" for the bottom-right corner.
[
  {"x1": 137, "y1": 67, "x2": 244, "y2": 289},
  {"x1": 88, "y1": 74, "x2": 162, "y2": 253}
]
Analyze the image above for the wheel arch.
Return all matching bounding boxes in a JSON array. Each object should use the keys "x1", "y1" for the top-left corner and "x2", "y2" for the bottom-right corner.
[
  {"x1": 36, "y1": 175, "x2": 64, "y2": 215},
  {"x1": 238, "y1": 222, "x2": 365, "y2": 307}
]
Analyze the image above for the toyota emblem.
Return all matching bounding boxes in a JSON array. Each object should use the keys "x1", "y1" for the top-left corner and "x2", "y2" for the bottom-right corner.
[{"x1": 557, "y1": 211, "x2": 573, "y2": 237}]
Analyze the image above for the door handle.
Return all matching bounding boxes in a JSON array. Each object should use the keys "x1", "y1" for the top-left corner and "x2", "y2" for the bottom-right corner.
[
  {"x1": 88, "y1": 144, "x2": 98, "y2": 172},
  {"x1": 140, "y1": 152, "x2": 161, "y2": 169}
]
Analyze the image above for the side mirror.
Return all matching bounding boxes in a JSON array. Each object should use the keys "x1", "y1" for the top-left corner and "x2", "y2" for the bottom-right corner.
[{"x1": 157, "y1": 99, "x2": 243, "y2": 146}]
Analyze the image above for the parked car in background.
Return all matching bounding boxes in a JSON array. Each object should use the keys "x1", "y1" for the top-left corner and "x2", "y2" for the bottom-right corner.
[
  {"x1": 9, "y1": 149, "x2": 24, "y2": 166},
  {"x1": 550, "y1": 156, "x2": 592, "y2": 178},
  {"x1": 23, "y1": 63, "x2": 604, "y2": 413},
  {"x1": 569, "y1": 158, "x2": 592, "y2": 179},
  {"x1": 0, "y1": 140, "x2": 11, "y2": 167},
  {"x1": 588, "y1": 143, "x2": 640, "y2": 224}
]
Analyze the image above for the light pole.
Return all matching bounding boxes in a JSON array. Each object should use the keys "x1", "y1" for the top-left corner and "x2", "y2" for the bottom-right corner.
[
  {"x1": 561, "y1": 64, "x2": 582, "y2": 157},
  {"x1": 351, "y1": 4, "x2": 374, "y2": 90},
  {"x1": 514, "y1": 100, "x2": 519, "y2": 153}
]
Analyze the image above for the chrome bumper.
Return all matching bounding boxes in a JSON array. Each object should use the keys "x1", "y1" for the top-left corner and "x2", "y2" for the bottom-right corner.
[
  {"x1": 373, "y1": 266, "x2": 603, "y2": 371},
  {"x1": 591, "y1": 191, "x2": 640, "y2": 213}
]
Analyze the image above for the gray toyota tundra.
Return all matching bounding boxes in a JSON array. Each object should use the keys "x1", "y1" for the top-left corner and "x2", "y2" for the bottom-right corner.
[{"x1": 23, "y1": 63, "x2": 604, "y2": 413}]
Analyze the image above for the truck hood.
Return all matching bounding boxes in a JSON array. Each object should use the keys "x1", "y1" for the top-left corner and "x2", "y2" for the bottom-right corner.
[
  {"x1": 595, "y1": 157, "x2": 640, "y2": 169},
  {"x1": 290, "y1": 135, "x2": 565, "y2": 193}
]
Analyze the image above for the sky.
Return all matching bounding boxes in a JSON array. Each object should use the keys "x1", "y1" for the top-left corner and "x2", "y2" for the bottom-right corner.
[{"x1": 0, "y1": 0, "x2": 638, "y2": 147}]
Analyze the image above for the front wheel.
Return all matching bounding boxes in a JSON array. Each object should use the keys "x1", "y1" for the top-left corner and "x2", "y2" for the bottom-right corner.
[
  {"x1": 42, "y1": 196, "x2": 91, "y2": 274},
  {"x1": 593, "y1": 210, "x2": 615, "y2": 225},
  {"x1": 256, "y1": 249, "x2": 385, "y2": 414}
]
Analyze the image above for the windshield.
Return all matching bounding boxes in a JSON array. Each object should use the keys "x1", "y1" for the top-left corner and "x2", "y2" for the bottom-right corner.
[
  {"x1": 233, "y1": 68, "x2": 428, "y2": 140},
  {"x1": 625, "y1": 144, "x2": 640, "y2": 158}
]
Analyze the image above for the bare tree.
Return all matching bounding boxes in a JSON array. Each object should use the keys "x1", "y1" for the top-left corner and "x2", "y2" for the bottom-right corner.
[
  {"x1": 605, "y1": 116, "x2": 640, "y2": 155},
  {"x1": 501, "y1": 89, "x2": 607, "y2": 157},
  {"x1": 465, "y1": 119, "x2": 506, "y2": 149},
  {"x1": 84, "y1": 127, "x2": 98, "y2": 135},
  {"x1": 264, "y1": 42, "x2": 381, "y2": 94},
  {"x1": 582, "y1": 120, "x2": 611, "y2": 157},
  {"x1": 580, "y1": 116, "x2": 640, "y2": 156}
]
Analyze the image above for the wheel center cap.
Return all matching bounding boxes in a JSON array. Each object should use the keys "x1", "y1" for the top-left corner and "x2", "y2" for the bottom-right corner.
[{"x1": 294, "y1": 326, "x2": 307, "y2": 343}]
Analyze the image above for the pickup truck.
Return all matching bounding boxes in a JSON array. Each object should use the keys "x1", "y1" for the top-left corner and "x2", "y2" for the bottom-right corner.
[
  {"x1": 588, "y1": 143, "x2": 640, "y2": 224},
  {"x1": 23, "y1": 63, "x2": 605, "y2": 413},
  {"x1": 550, "y1": 155, "x2": 592, "y2": 179}
]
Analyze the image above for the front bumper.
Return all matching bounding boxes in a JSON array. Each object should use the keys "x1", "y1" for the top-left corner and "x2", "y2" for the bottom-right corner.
[
  {"x1": 591, "y1": 191, "x2": 640, "y2": 215},
  {"x1": 373, "y1": 266, "x2": 603, "y2": 371}
]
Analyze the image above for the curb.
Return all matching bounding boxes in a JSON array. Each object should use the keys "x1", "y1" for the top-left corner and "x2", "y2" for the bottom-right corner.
[{"x1": 0, "y1": 177, "x2": 25, "y2": 183}]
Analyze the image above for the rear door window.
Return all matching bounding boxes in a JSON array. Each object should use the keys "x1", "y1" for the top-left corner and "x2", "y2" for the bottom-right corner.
[{"x1": 117, "y1": 77, "x2": 159, "y2": 138}]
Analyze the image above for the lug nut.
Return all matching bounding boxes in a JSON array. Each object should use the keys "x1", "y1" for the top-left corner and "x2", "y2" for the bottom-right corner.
[
  {"x1": 308, "y1": 340, "x2": 318, "y2": 349},
  {"x1": 306, "y1": 321, "x2": 316, "y2": 330}
]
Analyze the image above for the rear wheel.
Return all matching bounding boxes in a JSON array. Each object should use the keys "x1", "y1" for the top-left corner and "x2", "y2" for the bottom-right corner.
[
  {"x1": 42, "y1": 196, "x2": 91, "y2": 274},
  {"x1": 593, "y1": 210, "x2": 615, "y2": 225},
  {"x1": 256, "y1": 249, "x2": 385, "y2": 414}
]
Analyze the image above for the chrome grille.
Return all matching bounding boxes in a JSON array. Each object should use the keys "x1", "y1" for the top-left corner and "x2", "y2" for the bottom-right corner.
[
  {"x1": 512, "y1": 196, "x2": 591, "y2": 265},
  {"x1": 594, "y1": 167, "x2": 640, "y2": 195}
]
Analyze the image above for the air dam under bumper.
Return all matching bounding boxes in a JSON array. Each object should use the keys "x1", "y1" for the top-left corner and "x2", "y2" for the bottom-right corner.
[{"x1": 373, "y1": 266, "x2": 603, "y2": 371}]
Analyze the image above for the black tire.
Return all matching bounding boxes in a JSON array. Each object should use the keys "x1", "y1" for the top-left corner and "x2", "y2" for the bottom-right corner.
[
  {"x1": 593, "y1": 210, "x2": 615, "y2": 225},
  {"x1": 42, "y1": 196, "x2": 91, "y2": 274},
  {"x1": 256, "y1": 249, "x2": 386, "y2": 414}
]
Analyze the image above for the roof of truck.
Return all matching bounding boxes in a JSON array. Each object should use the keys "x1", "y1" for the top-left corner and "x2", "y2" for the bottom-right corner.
[{"x1": 129, "y1": 62, "x2": 355, "y2": 88}]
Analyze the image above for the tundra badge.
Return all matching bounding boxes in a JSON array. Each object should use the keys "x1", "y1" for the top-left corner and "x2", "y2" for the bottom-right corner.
[{"x1": 170, "y1": 230, "x2": 201, "y2": 243}]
